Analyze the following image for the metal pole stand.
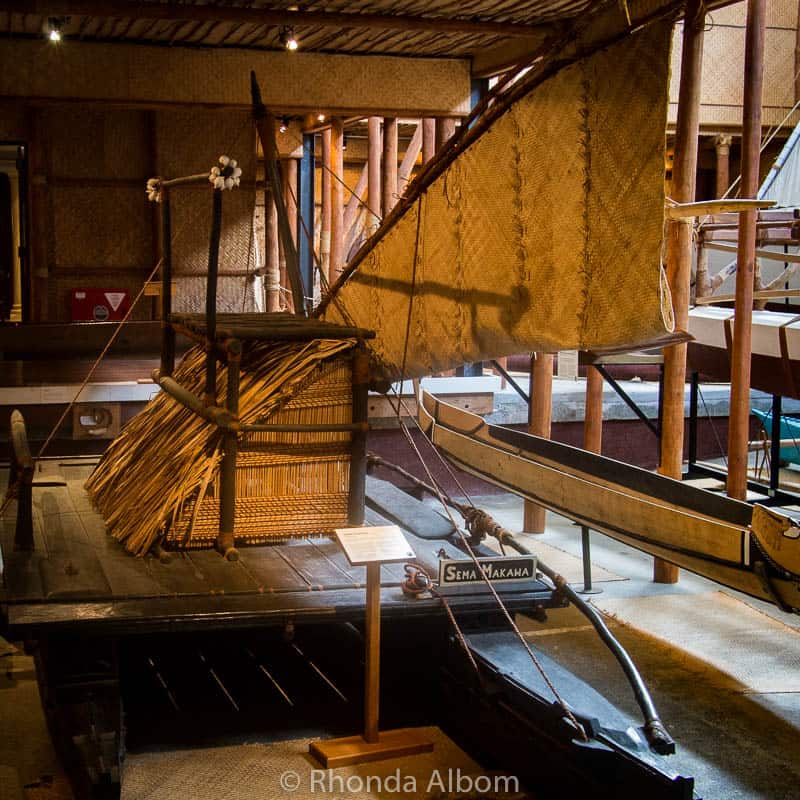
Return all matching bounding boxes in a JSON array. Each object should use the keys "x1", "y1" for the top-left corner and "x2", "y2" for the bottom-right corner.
[{"x1": 577, "y1": 525, "x2": 602, "y2": 595}]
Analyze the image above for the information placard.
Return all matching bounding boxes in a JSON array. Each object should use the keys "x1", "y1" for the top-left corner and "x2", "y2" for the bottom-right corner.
[{"x1": 335, "y1": 525, "x2": 416, "y2": 566}]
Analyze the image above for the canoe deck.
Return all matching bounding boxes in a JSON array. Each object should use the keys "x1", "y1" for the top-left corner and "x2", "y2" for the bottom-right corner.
[{"x1": 1, "y1": 458, "x2": 557, "y2": 634}]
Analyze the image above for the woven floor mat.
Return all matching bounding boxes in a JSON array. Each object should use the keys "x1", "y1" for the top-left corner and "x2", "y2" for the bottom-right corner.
[{"x1": 122, "y1": 726, "x2": 521, "y2": 800}]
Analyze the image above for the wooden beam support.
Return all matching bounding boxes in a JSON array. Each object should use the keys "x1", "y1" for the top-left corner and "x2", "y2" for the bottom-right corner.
[
  {"x1": 422, "y1": 118, "x2": 436, "y2": 163},
  {"x1": 3, "y1": 1, "x2": 552, "y2": 38},
  {"x1": 330, "y1": 117, "x2": 345, "y2": 279},
  {"x1": 714, "y1": 134, "x2": 733, "y2": 199},
  {"x1": 382, "y1": 117, "x2": 398, "y2": 217},
  {"x1": 657, "y1": 0, "x2": 706, "y2": 584},
  {"x1": 367, "y1": 117, "x2": 382, "y2": 235},
  {"x1": 584, "y1": 366, "x2": 603, "y2": 455},
  {"x1": 523, "y1": 353, "x2": 553, "y2": 534},
  {"x1": 435, "y1": 117, "x2": 457, "y2": 151},
  {"x1": 727, "y1": 0, "x2": 767, "y2": 501}
]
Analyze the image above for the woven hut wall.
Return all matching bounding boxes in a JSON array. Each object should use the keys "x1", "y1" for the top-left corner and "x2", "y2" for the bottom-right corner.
[{"x1": 154, "y1": 110, "x2": 257, "y2": 313}]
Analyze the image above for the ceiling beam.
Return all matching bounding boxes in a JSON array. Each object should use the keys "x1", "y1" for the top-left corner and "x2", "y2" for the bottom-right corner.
[{"x1": 0, "y1": 0, "x2": 551, "y2": 38}]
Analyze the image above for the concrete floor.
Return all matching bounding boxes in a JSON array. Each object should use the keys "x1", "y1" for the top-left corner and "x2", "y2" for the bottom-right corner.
[{"x1": 2, "y1": 495, "x2": 800, "y2": 799}]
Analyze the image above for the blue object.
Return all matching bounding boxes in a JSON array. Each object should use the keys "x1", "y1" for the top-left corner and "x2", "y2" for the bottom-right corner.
[{"x1": 752, "y1": 408, "x2": 800, "y2": 464}]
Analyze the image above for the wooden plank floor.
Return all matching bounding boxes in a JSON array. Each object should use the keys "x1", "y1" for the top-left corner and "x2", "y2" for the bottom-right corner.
[{"x1": 0, "y1": 459, "x2": 476, "y2": 631}]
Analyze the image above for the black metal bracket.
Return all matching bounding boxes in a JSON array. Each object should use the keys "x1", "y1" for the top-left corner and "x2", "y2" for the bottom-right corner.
[
  {"x1": 594, "y1": 364, "x2": 659, "y2": 438},
  {"x1": 490, "y1": 359, "x2": 529, "y2": 404}
]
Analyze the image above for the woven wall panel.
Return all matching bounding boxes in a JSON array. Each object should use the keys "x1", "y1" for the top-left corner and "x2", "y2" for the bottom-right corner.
[
  {"x1": 45, "y1": 107, "x2": 149, "y2": 180},
  {"x1": 155, "y1": 110, "x2": 256, "y2": 286},
  {"x1": 172, "y1": 275, "x2": 258, "y2": 313},
  {"x1": 324, "y1": 22, "x2": 673, "y2": 380},
  {"x1": 51, "y1": 186, "x2": 151, "y2": 270}
]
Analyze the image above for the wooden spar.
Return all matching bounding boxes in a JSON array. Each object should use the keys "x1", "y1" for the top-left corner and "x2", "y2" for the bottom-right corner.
[
  {"x1": 665, "y1": 198, "x2": 774, "y2": 218},
  {"x1": 283, "y1": 158, "x2": 298, "y2": 313},
  {"x1": 159, "y1": 187, "x2": 175, "y2": 376},
  {"x1": 422, "y1": 118, "x2": 436, "y2": 163},
  {"x1": 266, "y1": 184, "x2": 281, "y2": 312},
  {"x1": 657, "y1": 0, "x2": 705, "y2": 584},
  {"x1": 382, "y1": 118, "x2": 398, "y2": 216},
  {"x1": 435, "y1": 117, "x2": 456, "y2": 151},
  {"x1": 694, "y1": 288, "x2": 800, "y2": 304},
  {"x1": 714, "y1": 134, "x2": 733, "y2": 199},
  {"x1": 321, "y1": 127, "x2": 332, "y2": 283},
  {"x1": 204, "y1": 189, "x2": 223, "y2": 405},
  {"x1": 727, "y1": 0, "x2": 767, "y2": 501},
  {"x1": 218, "y1": 340, "x2": 240, "y2": 561},
  {"x1": 584, "y1": 366, "x2": 603, "y2": 454},
  {"x1": 330, "y1": 118, "x2": 345, "y2": 279},
  {"x1": 398, "y1": 122, "x2": 423, "y2": 197},
  {"x1": 367, "y1": 117, "x2": 382, "y2": 235},
  {"x1": 523, "y1": 353, "x2": 553, "y2": 533},
  {"x1": 704, "y1": 241, "x2": 799, "y2": 262},
  {"x1": 315, "y1": 1, "x2": 687, "y2": 319}
]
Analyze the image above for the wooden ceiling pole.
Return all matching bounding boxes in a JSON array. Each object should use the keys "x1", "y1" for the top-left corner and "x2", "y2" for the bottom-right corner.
[
  {"x1": 727, "y1": 0, "x2": 767, "y2": 500},
  {"x1": 382, "y1": 117, "x2": 398, "y2": 217},
  {"x1": 367, "y1": 117, "x2": 382, "y2": 235},
  {"x1": 657, "y1": 0, "x2": 705, "y2": 583}
]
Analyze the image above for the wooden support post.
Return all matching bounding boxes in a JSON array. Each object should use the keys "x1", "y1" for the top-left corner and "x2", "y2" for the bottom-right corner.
[
  {"x1": 348, "y1": 348, "x2": 369, "y2": 525},
  {"x1": 160, "y1": 188, "x2": 175, "y2": 376},
  {"x1": 523, "y1": 353, "x2": 553, "y2": 533},
  {"x1": 321, "y1": 127, "x2": 332, "y2": 284},
  {"x1": 364, "y1": 560, "x2": 381, "y2": 743},
  {"x1": 584, "y1": 365, "x2": 603, "y2": 455},
  {"x1": 217, "y1": 339, "x2": 241, "y2": 562},
  {"x1": 368, "y1": 116, "x2": 382, "y2": 234},
  {"x1": 727, "y1": 0, "x2": 767, "y2": 501},
  {"x1": 284, "y1": 159, "x2": 299, "y2": 312},
  {"x1": 422, "y1": 118, "x2": 436, "y2": 163},
  {"x1": 204, "y1": 189, "x2": 223, "y2": 405},
  {"x1": 714, "y1": 134, "x2": 733, "y2": 199},
  {"x1": 656, "y1": 0, "x2": 706, "y2": 584},
  {"x1": 330, "y1": 118, "x2": 345, "y2": 279},
  {"x1": 435, "y1": 117, "x2": 456, "y2": 151},
  {"x1": 343, "y1": 163, "x2": 368, "y2": 245},
  {"x1": 382, "y1": 117, "x2": 398, "y2": 217}
]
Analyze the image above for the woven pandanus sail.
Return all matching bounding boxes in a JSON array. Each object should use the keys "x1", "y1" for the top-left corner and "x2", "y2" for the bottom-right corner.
[{"x1": 321, "y1": 22, "x2": 675, "y2": 381}]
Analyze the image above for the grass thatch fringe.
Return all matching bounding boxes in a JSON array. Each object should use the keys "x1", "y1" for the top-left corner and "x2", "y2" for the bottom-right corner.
[{"x1": 85, "y1": 338, "x2": 355, "y2": 555}]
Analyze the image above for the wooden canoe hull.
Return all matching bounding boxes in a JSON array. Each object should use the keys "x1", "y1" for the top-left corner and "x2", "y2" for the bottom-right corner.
[{"x1": 419, "y1": 390, "x2": 800, "y2": 612}]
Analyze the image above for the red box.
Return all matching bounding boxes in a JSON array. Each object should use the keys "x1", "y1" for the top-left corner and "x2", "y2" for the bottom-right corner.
[{"x1": 70, "y1": 288, "x2": 130, "y2": 322}]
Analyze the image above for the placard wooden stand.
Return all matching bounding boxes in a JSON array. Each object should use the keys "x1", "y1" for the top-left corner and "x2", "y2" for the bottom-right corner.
[{"x1": 309, "y1": 526, "x2": 434, "y2": 768}]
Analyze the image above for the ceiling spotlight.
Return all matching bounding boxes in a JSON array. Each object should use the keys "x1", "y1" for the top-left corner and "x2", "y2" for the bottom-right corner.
[
  {"x1": 47, "y1": 17, "x2": 63, "y2": 42},
  {"x1": 279, "y1": 117, "x2": 290, "y2": 134},
  {"x1": 280, "y1": 26, "x2": 298, "y2": 51},
  {"x1": 317, "y1": 113, "x2": 326, "y2": 123}
]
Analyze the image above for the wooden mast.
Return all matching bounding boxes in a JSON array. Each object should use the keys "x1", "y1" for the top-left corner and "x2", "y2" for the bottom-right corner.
[
  {"x1": 656, "y1": 0, "x2": 705, "y2": 583},
  {"x1": 320, "y1": 127, "x2": 332, "y2": 284},
  {"x1": 523, "y1": 353, "x2": 554, "y2": 533},
  {"x1": 727, "y1": 0, "x2": 767, "y2": 500}
]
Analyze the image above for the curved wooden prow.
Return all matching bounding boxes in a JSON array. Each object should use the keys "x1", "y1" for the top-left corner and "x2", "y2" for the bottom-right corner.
[{"x1": 9, "y1": 409, "x2": 33, "y2": 551}]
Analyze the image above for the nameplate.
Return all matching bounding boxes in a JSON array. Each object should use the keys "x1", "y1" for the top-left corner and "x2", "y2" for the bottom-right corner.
[{"x1": 438, "y1": 555, "x2": 537, "y2": 590}]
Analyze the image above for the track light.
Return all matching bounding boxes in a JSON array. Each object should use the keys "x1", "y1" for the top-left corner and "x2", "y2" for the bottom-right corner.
[
  {"x1": 280, "y1": 26, "x2": 298, "y2": 51},
  {"x1": 47, "y1": 17, "x2": 63, "y2": 42}
]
